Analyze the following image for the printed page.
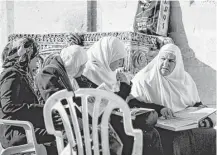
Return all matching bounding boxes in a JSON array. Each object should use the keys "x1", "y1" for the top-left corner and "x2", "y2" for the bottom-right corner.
[
  {"x1": 131, "y1": 108, "x2": 154, "y2": 116},
  {"x1": 112, "y1": 108, "x2": 154, "y2": 120},
  {"x1": 156, "y1": 107, "x2": 216, "y2": 131},
  {"x1": 174, "y1": 107, "x2": 217, "y2": 122},
  {"x1": 156, "y1": 116, "x2": 197, "y2": 131}
]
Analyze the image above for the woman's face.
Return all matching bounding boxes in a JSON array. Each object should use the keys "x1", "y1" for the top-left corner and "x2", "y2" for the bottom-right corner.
[
  {"x1": 29, "y1": 56, "x2": 39, "y2": 73},
  {"x1": 74, "y1": 63, "x2": 86, "y2": 78},
  {"x1": 158, "y1": 52, "x2": 176, "y2": 76},
  {"x1": 109, "y1": 58, "x2": 125, "y2": 71}
]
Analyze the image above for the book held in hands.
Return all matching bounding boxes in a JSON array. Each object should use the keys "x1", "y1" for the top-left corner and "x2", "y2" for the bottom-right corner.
[{"x1": 156, "y1": 107, "x2": 216, "y2": 131}]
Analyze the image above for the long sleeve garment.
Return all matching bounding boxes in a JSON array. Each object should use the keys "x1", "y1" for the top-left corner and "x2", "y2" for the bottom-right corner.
[
  {"x1": 0, "y1": 67, "x2": 45, "y2": 127},
  {"x1": 35, "y1": 56, "x2": 73, "y2": 102},
  {"x1": 0, "y1": 67, "x2": 55, "y2": 148}
]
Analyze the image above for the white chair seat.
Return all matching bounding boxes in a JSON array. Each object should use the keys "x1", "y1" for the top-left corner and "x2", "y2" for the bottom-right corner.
[{"x1": 0, "y1": 119, "x2": 47, "y2": 155}]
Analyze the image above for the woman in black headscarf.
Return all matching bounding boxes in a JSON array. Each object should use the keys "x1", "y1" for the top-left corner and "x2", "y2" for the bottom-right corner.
[{"x1": 0, "y1": 38, "x2": 59, "y2": 155}]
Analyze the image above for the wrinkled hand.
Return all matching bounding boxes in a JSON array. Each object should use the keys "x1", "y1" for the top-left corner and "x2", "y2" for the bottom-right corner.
[
  {"x1": 88, "y1": 96, "x2": 95, "y2": 103},
  {"x1": 116, "y1": 72, "x2": 130, "y2": 85},
  {"x1": 52, "y1": 113, "x2": 63, "y2": 126},
  {"x1": 146, "y1": 111, "x2": 158, "y2": 125},
  {"x1": 160, "y1": 108, "x2": 175, "y2": 119},
  {"x1": 199, "y1": 117, "x2": 213, "y2": 128}
]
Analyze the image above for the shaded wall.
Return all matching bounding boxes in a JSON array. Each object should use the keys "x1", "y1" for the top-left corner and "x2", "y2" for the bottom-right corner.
[
  {"x1": 0, "y1": 0, "x2": 216, "y2": 106},
  {"x1": 168, "y1": 1, "x2": 216, "y2": 106},
  {"x1": 13, "y1": 1, "x2": 88, "y2": 33},
  {"x1": 0, "y1": 0, "x2": 88, "y2": 70}
]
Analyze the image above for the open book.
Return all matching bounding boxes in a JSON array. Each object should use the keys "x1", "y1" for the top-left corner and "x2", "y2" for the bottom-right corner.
[
  {"x1": 97, "y1": 83, "x2": 112, "y2": 92},
  {"x1": 112, "y1": 108, "x2": 154, "y2": 120},
  {"x1": 88, "y1": 83, "x2": 155, "y2": 119},
  {"x1": 156, "y1": 107, "x2": 216, "y2": 131}
]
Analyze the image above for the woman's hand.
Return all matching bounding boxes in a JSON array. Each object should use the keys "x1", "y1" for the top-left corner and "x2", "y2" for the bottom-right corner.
[
  {"x1": 116, "y1": 72, "x2": 130, "y2": 85},
  {"x1": 52, "y1": 112, "x2": 63, "y2": 126},
  {"x1": 160, "y1": 107, "x2": 175, "y2": 119},
  {"x1": 145, "y1": 111, "x2": 158, "y2": 125},
  {"x1": 199, "y1": 117, "x2": 213, "y2": 128}
]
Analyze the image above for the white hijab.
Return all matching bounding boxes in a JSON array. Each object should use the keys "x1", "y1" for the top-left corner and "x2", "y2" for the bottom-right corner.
[
  {"x1": 131, "y1": 44, "x2": 200, "y2": 112},
  {"x1": 60, "y1": 45, "x2": 87, "y2": 91},
  {"x1": 83, "y1": 36, "x2": 127, "y2": 92}
]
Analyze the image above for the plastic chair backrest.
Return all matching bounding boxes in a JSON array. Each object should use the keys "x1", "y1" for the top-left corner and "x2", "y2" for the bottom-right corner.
[
  {"x1": 0, "y1": 119, "x2": 47, "y2": 155},
  {"x1": 44, "y1": 89, "x2": 143, "y2": 155},
  {"x1": 43, "y1": 90, "x2": 78, "y2": 155},
  {"x1": 75, "y1": 88, "x2": 143, "y2": 155}
]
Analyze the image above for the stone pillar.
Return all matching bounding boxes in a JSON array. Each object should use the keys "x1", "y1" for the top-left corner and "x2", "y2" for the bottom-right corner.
[
  {"x1": 0, "y1": 1, "x2": 7, "y2": 53},
  {"x1": 0, "y1": 1, "x2": 14, "y2": 70},
  {"x1": 87, "y1": 0, "x2": 97, "y2": 32}
]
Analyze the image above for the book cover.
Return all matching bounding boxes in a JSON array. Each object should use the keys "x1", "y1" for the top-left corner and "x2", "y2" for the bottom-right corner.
[{"x1": 156, "y1": 107, "x2": 216, "y2": 131}]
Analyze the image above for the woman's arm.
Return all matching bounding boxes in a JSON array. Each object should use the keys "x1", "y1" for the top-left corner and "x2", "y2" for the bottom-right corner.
[
  {"x1": 128, "y1": 98, "x2": 165, "y2": 117},
  {"x1": 35, "y1": 66, "x2": 65, "y2": 102},
  {"x1": 1, "y1": 70, "x2": 26, "y2": 113},
  {"x1": 115, "y1": 82, "x2": 132, "y2": 100},
  {"x1": 0, "y1": 70, "x2": 46, "y2": 128}
]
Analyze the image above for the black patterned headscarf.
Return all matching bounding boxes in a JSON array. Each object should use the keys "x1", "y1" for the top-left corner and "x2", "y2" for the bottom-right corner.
[
  {"x1": 2, "y1": 38, "x2": 39, "y2": 70},
  {"x1": 1, "y1": 41, "x2": 15, "y2": 68}
]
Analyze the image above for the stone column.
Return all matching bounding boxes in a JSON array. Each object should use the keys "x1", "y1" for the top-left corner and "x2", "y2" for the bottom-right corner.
[
  {"x1": 0, "y1": 1, "x2": 14, "y2": 69},
  {"x1": 87, "y1": 0, "x2": 97, "y2": 32}
]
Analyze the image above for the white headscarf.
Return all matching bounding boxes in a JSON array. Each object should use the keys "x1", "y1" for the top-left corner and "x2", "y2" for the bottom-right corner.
[
  {"x1": 131, "y1": 44, "x2": 200, "y2": 112},
  {"x1": 83, "y1": 36, "x2": 127, "y2": 92},
  {"x1": 60, "y1": 45, "x2": 87, "y2": 91}
]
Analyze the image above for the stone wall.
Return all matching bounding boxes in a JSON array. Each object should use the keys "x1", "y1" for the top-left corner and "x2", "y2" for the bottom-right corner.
[{"x1": 169, "y1": 1, "x2": 216, "y2": 106}]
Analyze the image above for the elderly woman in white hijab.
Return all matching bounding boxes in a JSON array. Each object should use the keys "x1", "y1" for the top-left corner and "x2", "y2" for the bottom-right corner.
[
  {"x1": 82, "y1": 36, "x2": 129, "y2": 92},
  {"x1": 130, "y1": 43, "x2": 216, "y2": 155},
  {"x1": 78, "y1": 36, "x2": 164, "y2": 155}
]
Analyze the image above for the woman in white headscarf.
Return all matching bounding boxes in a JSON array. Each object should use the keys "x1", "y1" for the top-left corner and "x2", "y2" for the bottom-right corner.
[
  {"x1": 60, "y1": 45, "x2": 87, "y2": 90},
  {"x1": 83, "y1": 36, "x2": 129, "y2": 92},
  {"x1": 36, "y1": 45, "x2": 87, "y2": 102},
  {"x1": 131, "y1": 43, "x2": 204, "y2": 116},
  {"x1": 79, "y1": 37, "x2": 164, "y2": 155},
  {"x1": 130, "y1": 43, "x2": 216, "y2": 155}
]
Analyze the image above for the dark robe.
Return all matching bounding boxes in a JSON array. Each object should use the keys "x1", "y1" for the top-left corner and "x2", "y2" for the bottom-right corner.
[{"x1": 0, "y1": 66, "x2": 56, "y2": 155}]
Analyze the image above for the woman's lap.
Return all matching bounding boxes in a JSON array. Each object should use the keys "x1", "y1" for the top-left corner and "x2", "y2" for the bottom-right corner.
[
  {"x1": 110, "y1": 114, "x2": 163, "y2": 155},
  {"x1": 156, "y1": 127, "x2": 216, "y2": 155}
]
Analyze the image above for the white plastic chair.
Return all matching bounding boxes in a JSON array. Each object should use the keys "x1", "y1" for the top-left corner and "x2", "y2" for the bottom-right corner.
[
  {"x1": 43, "y1": 90, "x2": 78, "y2": 155},
  {"x1": 44, "y1": 89, "x2": 143, "y2": 155},
  {"x1": 0, "y1": 119, "x2": 47, "y2": 155}
]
